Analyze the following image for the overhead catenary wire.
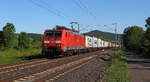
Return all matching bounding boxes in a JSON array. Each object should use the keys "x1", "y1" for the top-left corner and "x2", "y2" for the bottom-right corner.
[
  {"x1": 73, "y1": 0, "x2": 98, "y2": 23},
  {"x1": 79, "y1": 24, "x2": 116, "y2": 33},
  {"x1": 72, "y1": 0, "x2": 103, "y2": 32},
  {"x1": 29, "y1": 0, "x2": 114, "y2": 33},
  {"x1": 78, "y1": 0, "x2": 97, "y2": 20},
  {"x1": 72, "y1": 0, "x2": 85, "y2": 13},
  {"x1": 28, "y1": 0, "x2": 74, "y2": 21},
  {"x1": 35, "y1": 0, "x2": 76, "y2": 21}
]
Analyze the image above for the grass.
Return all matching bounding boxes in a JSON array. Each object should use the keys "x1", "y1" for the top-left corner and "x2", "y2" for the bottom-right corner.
[
  {"x1": 0, "y1": 48, "x2": 41, "y2": 64},
  {"x1": 104, "y1": 50, "x2": 130, "y2": 82}
]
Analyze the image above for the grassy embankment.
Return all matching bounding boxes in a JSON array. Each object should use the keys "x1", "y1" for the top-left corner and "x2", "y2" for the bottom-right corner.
[
  {"x1": 0, "y1": 49, "x2": 41, "y2": 64},
  {"x1": 104, "y1": 50, "x2": 130, "y2": 82}
]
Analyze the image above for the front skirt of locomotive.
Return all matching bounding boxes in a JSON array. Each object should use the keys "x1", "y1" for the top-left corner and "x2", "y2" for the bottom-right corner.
[{"x1": 42, "y1": 47, "x2": 62, "y2": 56}]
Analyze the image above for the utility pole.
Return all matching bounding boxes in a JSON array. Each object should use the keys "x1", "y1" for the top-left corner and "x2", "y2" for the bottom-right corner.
[
  {"x1": 77, "y1": 23, "x2": 80, "y2": 33},
  {"x1": 112, "y1": 23, "x2": 117, "y2": 48}
]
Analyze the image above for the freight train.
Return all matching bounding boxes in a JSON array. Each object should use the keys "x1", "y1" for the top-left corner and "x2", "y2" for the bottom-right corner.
[{"x1": 42, "y1": 25, "x2": 119, "y2": 56}]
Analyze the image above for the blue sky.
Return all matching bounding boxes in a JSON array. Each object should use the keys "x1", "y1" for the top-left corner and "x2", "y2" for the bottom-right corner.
[{"x1": 0, "y1": 0, "x2": 149, "y2": 34}]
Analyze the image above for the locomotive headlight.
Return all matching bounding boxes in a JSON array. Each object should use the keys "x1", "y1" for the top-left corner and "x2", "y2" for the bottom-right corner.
[
  {"x1": 55, "y1": 41, "x2": 61, "y2": 43},
  {"x1": 44, "y1": 41, "x2": 49, "y2": 44}
]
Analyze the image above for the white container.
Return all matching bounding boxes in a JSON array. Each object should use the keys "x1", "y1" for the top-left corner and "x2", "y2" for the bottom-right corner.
[
  {"x1": 105, "y1": 41, "x2": 109, "y2": 47},
  {"x1": 101, "y1": 40, "x2": 105, "y2": 47},
  {"x1": 98, "y1": 39, "x2": 102, "y2": 48},
  {"x1": 92, "y1": 37, "x2": 98, "y2": 48},
  {"x1": 85, "y1": 36, "x2": 93, "y2": 48}
]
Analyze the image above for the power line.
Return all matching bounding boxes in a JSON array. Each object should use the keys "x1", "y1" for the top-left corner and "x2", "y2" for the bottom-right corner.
[
  {"x1": 78, "y1": 0, "x2": 97, "y2": 19},
  {"x1": 72, "y1": 0, "x2": 100, "y2": 32},
  {"x1": 72, "y1": 0, "x2": 85, "y2": 12},
  {"x1": 36, "y1": 0, "x2": 76, "y2": 21},
  {"x1": 28, "y1": 0, "x2": 73, "y2": 21},
  {"x1": 73, "y1": 0, "x2": 98, "y2": 23},
  {"x1": 79, "y1": 24, "x2": 116, "y2": 33}
]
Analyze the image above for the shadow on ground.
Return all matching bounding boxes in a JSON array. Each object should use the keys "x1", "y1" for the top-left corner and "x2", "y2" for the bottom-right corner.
[{"x1": 126, "y1": 52, "x2": 150, "y2": 70}]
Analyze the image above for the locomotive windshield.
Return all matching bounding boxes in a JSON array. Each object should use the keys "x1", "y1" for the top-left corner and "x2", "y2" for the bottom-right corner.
[{"x1": 45, "y1": 31, "x2": 62, "y2": 37}]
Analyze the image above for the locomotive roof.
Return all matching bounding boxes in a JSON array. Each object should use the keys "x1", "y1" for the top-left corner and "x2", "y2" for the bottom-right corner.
[
  {"x1": 45, "y1": 25, "x2": 79, "y2": 32},
  {"x1": 56, "y1": 25, "x2": 72, "y2": 31}
]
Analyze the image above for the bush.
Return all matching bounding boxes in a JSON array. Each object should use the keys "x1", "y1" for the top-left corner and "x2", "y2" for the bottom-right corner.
[
  {"x1": 18, "y1": 32, "x2": 32, "y2": 49},
  {"x1": 123, "y1": 26, "x2": 144, "y2": 53},
  {"x1": 104, "y1": 50, "x2": 130, "y2": 82},
  {"x1": 141, "y1": 28, "x2": 150, "y2": 57},
  {"x1": 0, "y1": 49, "x2": 41, "y2": 64}
]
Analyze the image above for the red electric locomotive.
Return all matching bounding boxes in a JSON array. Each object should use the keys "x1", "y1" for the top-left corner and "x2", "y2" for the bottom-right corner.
[{"x1": 42, "y1": 25, "x2": 85, "y2": 56}]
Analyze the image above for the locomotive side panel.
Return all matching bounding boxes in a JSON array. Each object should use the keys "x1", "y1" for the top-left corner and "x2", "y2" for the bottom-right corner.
[{"x1": 62, "y1": 31, "x2": 85, "y2": 52}]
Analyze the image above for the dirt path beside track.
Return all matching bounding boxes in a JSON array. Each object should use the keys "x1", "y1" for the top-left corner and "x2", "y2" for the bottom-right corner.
[{"x1": 126, "y1": 52, "x2": 150, "y2": 82}]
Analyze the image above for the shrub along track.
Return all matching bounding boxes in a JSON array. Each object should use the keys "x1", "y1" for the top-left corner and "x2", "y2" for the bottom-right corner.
[{"x1": 0, "y1": 49, "x2": 113, "y2": 82}]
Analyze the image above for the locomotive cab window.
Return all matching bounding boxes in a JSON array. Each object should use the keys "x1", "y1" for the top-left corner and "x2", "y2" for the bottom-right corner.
[
  {"x1": 45, "y1": 31, "x2": 62, "y2": 37},
  {"x1": 45, "y1": 32, "x2": 53, "y2": 37},
  {"x1": 55, "y1": 32, "x2": 62, "y2": 37}
]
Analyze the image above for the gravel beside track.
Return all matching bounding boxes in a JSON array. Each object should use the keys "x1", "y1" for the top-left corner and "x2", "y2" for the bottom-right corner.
[{"x1": 48, "y1": 51, "x2": 111, "y2": 82}]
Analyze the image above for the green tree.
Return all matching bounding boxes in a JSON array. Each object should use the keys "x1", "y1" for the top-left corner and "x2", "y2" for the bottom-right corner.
[
  {"x1": 142, "y1": 17, "x2": 150, "y2": 57},
  {"x1": 0, "y1": 31, "x2": 4, "y2": 49},
  {"x1": 123, "y1": 26, "x2": 144, "y2": 53},
  {"x1": 3, "y1": 23, "x2": 16, "y2": 48},
  {"x1": 31, "y1": 34, "x2": 42, "y2": 48},
  {"x1": 18, "y1": 32, "x2": 32, "y2": 49},
  {"x1": 145, "y1": 17, "x2": 150, "y2": 28}
]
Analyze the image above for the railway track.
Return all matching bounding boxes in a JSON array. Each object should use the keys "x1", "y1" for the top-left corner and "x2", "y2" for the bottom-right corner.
[
  {"x1": 0, "y1": 55, "x2": 80, "y2": 75},
  {"x1": 35, "y1": 55, "x2": 97, "y2": 82},
  {"x1": 0, "y1": 59, "x2": 47, "y2": 68},
  {"x1": 0, "y1": 54, "x2": 88, "y2": 80},
  {"x1": 0, "y1": 52, "x2": 98, "y2": 82},
  {"x1": 0, "y1": 59, "x2": 49, "y2": 74}
]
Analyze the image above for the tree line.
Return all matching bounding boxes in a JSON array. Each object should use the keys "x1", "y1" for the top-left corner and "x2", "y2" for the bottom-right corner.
[
  {"x1": 123, "y1": 17, "x2": 150, "y2": 57},
  {"x1": 0, "y1": 23, "x2": 42, "y2": 50}
]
